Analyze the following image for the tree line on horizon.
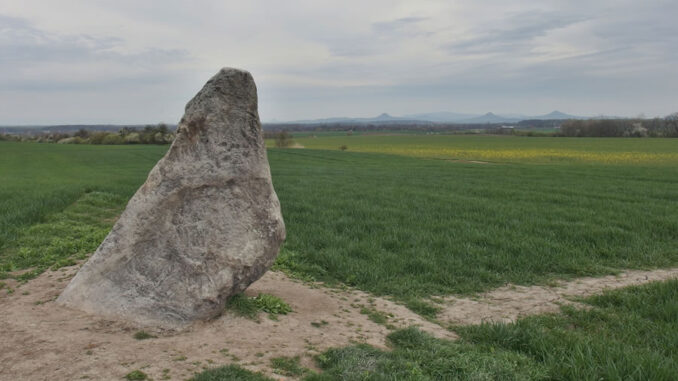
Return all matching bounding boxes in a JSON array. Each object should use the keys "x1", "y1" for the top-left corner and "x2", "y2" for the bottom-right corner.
[
  {"x1": 0, "y1": 124, "x2": 174, "y2": 144},
  {"x1": 2, "y1": 114, "x2": 677, "y2": 144},
  {"x1": 557, "y1": 115, "x2": 678, "y2": 137}
]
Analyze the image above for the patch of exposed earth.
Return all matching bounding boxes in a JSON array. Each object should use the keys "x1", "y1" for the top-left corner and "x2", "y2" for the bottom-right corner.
[
  {"x1": 0, "y1": 266, "x2": 449, "y2": 381},
  {"x1": 1, "y1": 265, "x2": 677, "y2": 380}
]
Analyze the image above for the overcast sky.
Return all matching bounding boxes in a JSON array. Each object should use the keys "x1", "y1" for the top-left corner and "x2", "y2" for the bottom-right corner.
[{"x1": 1, "y1": 0, "x2": 676, "y2": 124}]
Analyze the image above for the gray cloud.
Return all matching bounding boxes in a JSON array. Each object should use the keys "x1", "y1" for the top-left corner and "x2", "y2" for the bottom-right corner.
[
  {"x1": 0, "y1": 15, "x2": 120, "y2": 61},
  {"x1": 446, "y1": 11, "x2": 586, "y2": 54},
  {"x1": 313, "y1": 16, "x2": 431, "y2": 58},
  {"x1": 371, "y1": 17, "x2": 429, "y2": 35},
  {"x1": 0, "y1": 1, "x2": 676, "y2": 124},
  {"x1": 0, "y1": 14, "x2": 190, "y2": 91}
]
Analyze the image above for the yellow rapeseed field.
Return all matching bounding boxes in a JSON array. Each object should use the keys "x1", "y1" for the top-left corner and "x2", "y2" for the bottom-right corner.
[
  {"x1": 278, "y1": 134, "x2": 678, "y2": 165},
  {"x1": 355, "y1": 147, "x2": 678, "y2": 164}
]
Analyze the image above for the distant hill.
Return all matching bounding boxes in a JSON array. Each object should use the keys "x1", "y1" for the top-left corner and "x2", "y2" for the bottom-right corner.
[
  {"x1": 400, "y1": 111, "x2": 477, "y2": 122},
  {"x1": 2, "y1": 110, "x2": 592, "y2": 136},
  {"x1": 531, "y1": 111, "x2": 582, "y2": 120},
  {"x1": 278, "y1": 110, "x2": 586, "y2": 125},
  {"x1": 287, "y1": 113, "x2": 431, "y2": 125},
  {"x1": 456, "y1": 112, "x2": 521, "y2": 124}
]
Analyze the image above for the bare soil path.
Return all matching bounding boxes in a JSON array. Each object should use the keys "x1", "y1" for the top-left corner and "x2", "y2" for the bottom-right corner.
[
  {"x1": 1, "y1": 266, "x2": 677, "y2": 380},
  {"x1": 438, "y1": 267, "x2": 678, "y2": 326}
]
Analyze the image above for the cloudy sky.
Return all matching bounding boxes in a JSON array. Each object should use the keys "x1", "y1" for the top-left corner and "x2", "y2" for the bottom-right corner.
[{"x1": 1, "y1": 0, "x2": 676, "y2": 124}]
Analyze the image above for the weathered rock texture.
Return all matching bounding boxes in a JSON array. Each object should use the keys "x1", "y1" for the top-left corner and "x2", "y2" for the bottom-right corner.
[{"x1": 57, "y1": 68, "x2": 286, "y2": 327}]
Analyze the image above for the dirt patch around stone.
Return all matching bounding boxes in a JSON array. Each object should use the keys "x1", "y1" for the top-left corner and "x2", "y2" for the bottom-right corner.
[
  {"x1": 1, "y1": 266, "x2": 677, "y2": 380},
  {"x1": 0, "y1": 266, "x2": 449, "y2": 381}
]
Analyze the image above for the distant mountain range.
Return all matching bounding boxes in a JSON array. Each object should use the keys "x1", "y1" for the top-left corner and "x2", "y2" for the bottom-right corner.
[
  {"x1": 279, "y1": 110, "x2": 585, "y2": 125},
  {"x1": 0, "y1": 111, "x2": 592, "y2": 135}
]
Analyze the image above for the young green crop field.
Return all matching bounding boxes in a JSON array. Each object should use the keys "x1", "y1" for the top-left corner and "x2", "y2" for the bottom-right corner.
[
  {"x1": 0, "y1": 143, "x2": 168, "y2": 279},
  {"x1": 2, "y1": 137, "x2": 678, "y2": 299}
]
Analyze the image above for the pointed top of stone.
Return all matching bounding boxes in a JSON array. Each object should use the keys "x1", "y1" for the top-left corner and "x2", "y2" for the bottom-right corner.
[{"x1": 185, "y1": 68, "x2": 257, "y2": 114}]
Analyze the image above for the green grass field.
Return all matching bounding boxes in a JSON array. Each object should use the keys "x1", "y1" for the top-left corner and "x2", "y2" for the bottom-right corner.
[
  {"x1": 0, "y1": 143, "x2": 167, "y2": 278},
  {"x1": 2, "y1": 138, "x2": 677, "y2": 298},
  {"x1": 2, "y1": 135, "x2": 678, "y2": 379},
  {"x1": 273, "y1": 143, "x2": 678, "y2": 293}
]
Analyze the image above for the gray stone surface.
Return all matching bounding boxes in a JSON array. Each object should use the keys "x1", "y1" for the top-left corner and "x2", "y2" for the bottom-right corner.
[{"x1": 57, "y1": 68, "x2": 286, "y2": 327}]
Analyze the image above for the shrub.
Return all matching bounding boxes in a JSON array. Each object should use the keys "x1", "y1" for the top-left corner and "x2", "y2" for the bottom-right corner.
[
  {"x1": 74, "y1": 129, "x2": 90, "y2": 138},
  {"x1": 275, "y1": 131, "x2": 293, "y2": 148},
  {"x1": 88, "y1": 132, "x2": 108, "y2": 144},
  {"x1": 124, "y1": 132, "x2": 141, "y2": 144},
  {"x1": 57, "y1": 137, "x2": 84, "y2": 144},
  {"x1": 101, "y1": 133, "x2": 124, "y2": 145}
]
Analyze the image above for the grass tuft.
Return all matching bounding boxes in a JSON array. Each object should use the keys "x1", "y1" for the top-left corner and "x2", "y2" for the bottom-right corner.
[
  {"x1": 133, "y1": 331, "x2": 157, "y2": 340},
  {"x1": 254, "y1": 293, "x2": 292, "y2": 316},
  {"x1": 270, "y1": 356, "x2": 308, "y2": 377},
  {"x1": 311, "y1": 320, "x2": 329, "y2": 328},
  {"x1": 457, "y1": 279, "x2": 678, "y2": 380},
  {"x1": 404, "y1": 298, "x2": 441, "y2": 320},
  {"x1": 225, "y1": 294, "x2": 260, "y2": 320},
  {"x1": 124, "y1": 370, "x2": 148, "y2": 380},
  {"x1": 359, "y1": 306, "x2": 389, "y2": 325},
  {"x1": 225, "y1": 293, "x2": 292, "y2": 321},
  {"x1": 189, "y1": 365, "x2": 272, "y2": 381}
]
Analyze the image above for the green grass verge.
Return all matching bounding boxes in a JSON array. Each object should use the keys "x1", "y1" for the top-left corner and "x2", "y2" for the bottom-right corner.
[
  {"x1": 458, "y1": 279, "x2": 678, "y2": 380},
  {"x1": 0, "y1": 191, "x2": 125, "y2": 279},
  {"x1": 312, "y1": 327, "x2": 546, "y2": 380}
]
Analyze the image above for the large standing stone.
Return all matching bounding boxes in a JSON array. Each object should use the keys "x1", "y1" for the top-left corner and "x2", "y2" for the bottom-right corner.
[{"x1": 57, "y1": 68, "x2": 286, "y2": 327}]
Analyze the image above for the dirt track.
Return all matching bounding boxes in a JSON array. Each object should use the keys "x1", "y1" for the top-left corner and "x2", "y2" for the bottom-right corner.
[{"x1": 439, "y1": 267, "x2": 678, "y2": 326}]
